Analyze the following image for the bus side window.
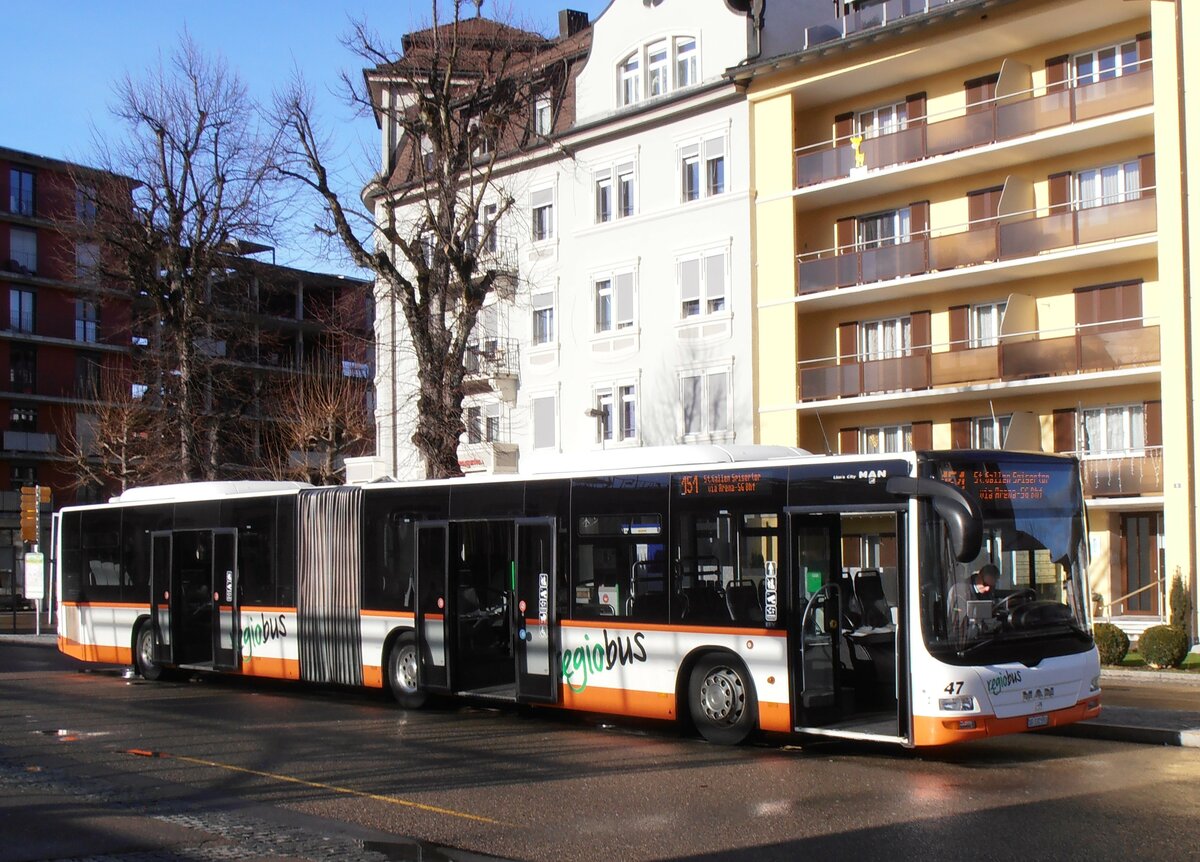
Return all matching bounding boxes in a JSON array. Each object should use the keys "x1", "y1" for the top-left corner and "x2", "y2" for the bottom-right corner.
[
  {"x1": 81, "y1": 509, "x2": 123, "y2": 603},
  {"x1": 60, "y1": 511, "x2": 83, "y2": 602}
]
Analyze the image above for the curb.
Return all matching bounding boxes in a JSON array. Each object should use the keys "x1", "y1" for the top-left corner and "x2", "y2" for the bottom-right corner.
[
  {"x1": 1051, "y1": 721, "x2": 1200, "y2": 748},
  {"x1": 1102, "y1": 667, "x2": 1200, "y2": 686}
]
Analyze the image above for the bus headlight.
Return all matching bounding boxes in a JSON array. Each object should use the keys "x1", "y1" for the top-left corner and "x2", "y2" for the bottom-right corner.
[
  {"x1": 939, "y1": 695, "x2": 977, "y2": 712},
  {"x1": 1090, "y1": 675, "x2": 1101, "y2": 693}
]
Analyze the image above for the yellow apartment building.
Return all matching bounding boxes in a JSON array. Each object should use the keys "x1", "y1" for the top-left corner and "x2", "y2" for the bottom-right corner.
[{"x1": 738, "y1": 0, "x2": 1198, "y2": 641}]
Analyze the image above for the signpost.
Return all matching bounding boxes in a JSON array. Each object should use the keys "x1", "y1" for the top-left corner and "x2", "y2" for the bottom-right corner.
[{"x1": 24, "y1": 552, "x2": 44, "y2": 636}]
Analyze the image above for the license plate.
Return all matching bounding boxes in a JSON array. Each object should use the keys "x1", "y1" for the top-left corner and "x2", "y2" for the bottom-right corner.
[{"x1": 1027, "y1": 714, "x2": 1049, "y2": 728}]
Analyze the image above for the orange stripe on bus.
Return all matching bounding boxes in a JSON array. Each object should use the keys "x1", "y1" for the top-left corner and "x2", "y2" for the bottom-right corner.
[
  {"x1": 58, "y1": 636, "x2": 131, "y2": 665},
  {"x1": 560, "y1": 619, "x2": 785, "y2": 638},
  {"x1": 363, "y1": 666, "x2": 384, "y2": 688},
  {"x1": 361, "y1": 610, "x2": 416, "y2": 620},
  {"x1": 560, "y1": 684, "x2": 676, "y2": 720},
  {"x1": 757, "y1": 700, "x2": 792, "y2": 733},
  {"x1": 239, "y1": 606, "x2": 296, "y2": 614},
  {"x1": 61, "y1": 601, "x2": 148, "y2": 610},
  {"x1": 242, "y1": 656, "x2": 301, "y2": 680},
  {"x1": 911, "y1": 697, "x2": 1101, "y2": 746}
]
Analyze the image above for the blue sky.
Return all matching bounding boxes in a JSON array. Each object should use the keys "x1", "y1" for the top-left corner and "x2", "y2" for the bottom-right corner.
[{"x1": 4, "y1": 1, "x2": 611, "y2": 274}]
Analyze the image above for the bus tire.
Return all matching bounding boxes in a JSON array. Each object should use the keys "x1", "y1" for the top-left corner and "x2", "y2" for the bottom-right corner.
[
  {"x1": 134, "y1": 622, "x2": 165, "y2": 682},
  {"x1": 688, "y1": 653, "x2": 757, "y2": 745},
  {"x1": 386, "y1": 633, "x2": 427, "y2": 709}
]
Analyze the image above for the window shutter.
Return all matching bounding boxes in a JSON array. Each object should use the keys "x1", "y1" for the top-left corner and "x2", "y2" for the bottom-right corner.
[
  {"x1": 912, "y1": 420, "x2": 932, "y2": 450},
  {"x1": 949, "y1": 305, "x2": 969, "y2": 352},
  {"x1": 1053, "y1": 408, "x2": 1077, "y2": 453},
  {"x1": 951, "y1": 418, "x2": 971, "y2": 449},
  {"x1": 533, "y1": 396, "x2": 557, "y2": 449},
  {"x1": 842, "y1": 538, "x2": 862, "y2": 568},
  {"x1": 968, "y1": 186, "x2": 1003, "y2": 223},
  {"x1": 1046, "y1": 54, "x2": 1070, "y2": 94},
  {"x1": 911, "y1": 310, "x2": 931, "y2": 351},
  {"x1": 905, "y1": 91, "x2": 927, "y2": 125},
  {"x1": 616, "y1": 272, "x2": 634, "y2": 324},
  {"x1": 704, "y1": 136, "x2": 725, "y2": 160},
  {"x1": 1140, "y1": 153, "x2": 1156, "y2": 196},
  {"x1": 839, "y1": 427, "x2": 859, "y2": 454},
  {"x1": 531, "y1": 188, "x2": 553, "y2": 207},
  {"x1": 965, "y1": 74, "x2": 999, "y2": 111},
  {"x1": 1136, "y1": 32, "x2": 1152, "y2": 65},
  {"x1": 1048, "y1": 171, "x2": 1072, "y2": 213},
  {"x1": 908, "y1": 200, "x2": 929, "y2": 240},
  {"x1": 680, "y1": 258, "x2": 700, "y2": 304},
  {"x1": 834, "y1": 111, "x2": 854, "y2": 144},
  {"x1": 838, "y1": 322, "x2": 859, "y2": 362},
  {"x1": 836, "y1": 217, "x2": 856, "y2": 254},
  {"x1": 704, "y1": 252, "x2": 725, "y2": 305},
  {"x1": 1144, "y1": 400, "x2": 1162, "y2": 447}
]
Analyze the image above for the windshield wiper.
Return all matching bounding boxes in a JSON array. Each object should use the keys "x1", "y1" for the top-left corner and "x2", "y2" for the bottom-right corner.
[{"x1": 957, "y1": 635, "x2": 1003, "y2": 658}]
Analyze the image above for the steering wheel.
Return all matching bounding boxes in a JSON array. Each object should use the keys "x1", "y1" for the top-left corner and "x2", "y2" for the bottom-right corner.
[{"x1": 994, "y1": 588, "x2": 1037, "y2": 617}]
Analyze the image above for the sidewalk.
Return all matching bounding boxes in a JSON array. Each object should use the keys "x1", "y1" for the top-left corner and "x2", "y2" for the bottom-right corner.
[{"x1": 5, "y1": 632, "x2": 1200, "y2": 748}]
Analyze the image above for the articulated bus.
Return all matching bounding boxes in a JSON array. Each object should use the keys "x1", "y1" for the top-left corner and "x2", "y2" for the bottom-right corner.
[{"x1": 54, "y1": 446, "x2": 1100, "y2": 747}]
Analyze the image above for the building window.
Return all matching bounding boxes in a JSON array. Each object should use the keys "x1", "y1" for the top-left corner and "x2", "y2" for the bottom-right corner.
[
  {"x1": 534, "y1": 93, "x2": 553, "y2": 136},
  {"x1": 9, "y1": 227, "x2": 37, "y2": 273},
  {"x1": 856, "y1": 102, "x2": 908, "y2": 139},
  {"x1": 9, "y1": 169, "x2": 35, "y2": 216},
  {"x1": 531, "y1": 188, "x2": 554, "y2": 242},
  {"x1": 10, "y1": 465, "x2": 35, "y2": 491},
  {"x1": 532, "y1": 394, "x2": 557, "y2": 450},
  {"x1": 10, "y1": 347, "x2": 36, "y2": 393},
  {"x1": 620, "y1": 53, "x2": 641, "y2": 106},
  {"x1": 532, "y1": 291, "x2": 554, "y2": 345},
  {"x1": 10, "y1": 405, "x2": 36, "y2": 432},
  {"x1": 1082, "y1": 404, "x2": 1145, "y2": 455},
  {"x1": 75, "y1": 353, "x2": 100, "y2": 396},
  {"x1": 679, "y1": 134, "x2": 726, "y2": 204},
  {"x1": 681, "y1": 368, "x2": 731, "y2": 437},
  {"x1": 857, "y1": 208, "x2": 911, "y2": 249},
  {"x1": 970, "y1": 301, "x2": 1006, "y2": 348},
  {"x1": 679, "y1": 249, "x2": 726, "y2": 318},
  {"x1": 594, "y1": 272, "x2": 635, "y2": 333},
  {"x1": 862, "y1": 424, "x2": 912, "y2": 454},
  {"x1": 9, "y1": 289, "x2": 34, "y2": 333},
  {"x1": 76, "y1": 242, "x2": 100, "y2": 278},
  {"x1": 859, "y1": 316, "x2": 911, "y2": 361},
  {"x1": 75, "y1": 300, "x2": 99, "y2": 343},
  {"x1": 1072, "y1": 40, "x2": 1139, "y2": 86},
  {"x1": 1076, "y1": 160, "x2": 1142, "y2": 209},
  {"x1": 972, "y1": 415, "x2": 1011, "y2": 449},
  {"x1": 647, "y1": 40, "x2": 669, "y2": 97},
  {"x1": 465, "y1": 402, "x2": 502, "y2": 444},
  {"x1": 594, "y1": 383, "x2": 638, "y2": 443},
  {"x1": 76, "y1": 185, "x2": 97, "y2": 224},
  {"x1": 341, "y1": 360, "x2": 370, "y2": 378},
  {"x1": 595, "y1": 170, "x2": 613, "y2": 223},
  {"x1": 675, "y1": 37, "x2": 697, "y2": 88},
  {"x1": 618, "y1": 162, "x2": 636, "y2": 217}
]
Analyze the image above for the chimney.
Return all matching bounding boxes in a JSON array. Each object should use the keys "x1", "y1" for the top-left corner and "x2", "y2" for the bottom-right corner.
[{"x1": 558, "y1": 9, "x2": 589, "y2": 38}]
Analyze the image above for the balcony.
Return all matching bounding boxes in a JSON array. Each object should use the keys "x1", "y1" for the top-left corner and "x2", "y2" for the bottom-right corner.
[
  {"x1": 458, "y1": 441, "x2": 519, "y2": 474},
  {"x1": 794, "y1": 66, "x2": 1153, "y2": 192},
  {"x1": 798, "y1": 320, "x2": 1160, "y2": 402},
  {"x1": 3, "y1": 431, "x2": 57, "y2": 454},
  {"x1": 464, "y1": 337, "x2": 519, "y2": 401},
  {"x1": 1079, "y1": 447, "x2": 1163, "y2": 498},
  {"x1": 802, "y1": 0, "x2": 959, "y2": 49},
  {"x1": 796, "y1": 195, "x2": 1156, "y2": 300}
]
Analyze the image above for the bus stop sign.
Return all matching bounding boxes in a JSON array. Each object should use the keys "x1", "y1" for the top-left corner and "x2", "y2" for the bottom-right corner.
[{"x1": 24, "y1": 552, "x2": 44, "y2": 602}]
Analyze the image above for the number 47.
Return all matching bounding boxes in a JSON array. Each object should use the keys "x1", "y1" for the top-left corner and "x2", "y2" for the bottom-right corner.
[{"x1": 944, "y1": 680, "x2": 964, "y2": 695}]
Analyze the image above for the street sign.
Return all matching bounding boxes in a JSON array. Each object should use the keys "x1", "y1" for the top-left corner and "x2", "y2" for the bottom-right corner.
[
  {"x1": 24, "y1": 552, "x2": 44, "y2": 602},
  {"x1": 19, "y1": 486, "x2": 39, "y2": 543}
]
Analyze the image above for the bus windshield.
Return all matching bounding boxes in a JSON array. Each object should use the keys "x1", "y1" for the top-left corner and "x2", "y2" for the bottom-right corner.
[{"x1": 921, "y1": 456, "x2": 1091, "y2": 663}]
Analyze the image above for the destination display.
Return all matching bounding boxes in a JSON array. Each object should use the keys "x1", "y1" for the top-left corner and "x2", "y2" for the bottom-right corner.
[
  {"x1": 930, "y1": 456, "x2": 1081, "y2": 516},
  {"x1": 937, "y1": 466, "x2": 1053, "y2": 502},
  {"x1": 677, "y1": 471, "x2": 764, "y2": 497}
]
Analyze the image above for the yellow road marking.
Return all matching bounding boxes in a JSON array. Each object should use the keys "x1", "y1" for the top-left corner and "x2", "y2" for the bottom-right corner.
[{"x1": 127, "y1": 749, "x2": 505, "y2": 825}]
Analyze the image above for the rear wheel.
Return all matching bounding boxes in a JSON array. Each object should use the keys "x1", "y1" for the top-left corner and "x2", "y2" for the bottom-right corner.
[
  {"x1": 688, "y1": 653, "x2": 757, "y2": 745},
  {"x1": 387, "y1": 633, "x2": 427, "y2": 709},
  {"x1": 134, "y1": 622, "x2": 164, "y2": 681}
]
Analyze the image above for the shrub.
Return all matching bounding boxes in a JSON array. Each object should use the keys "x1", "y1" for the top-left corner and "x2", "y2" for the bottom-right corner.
[
  {"x1": 1092, "y1": 622, "x2": 1130, "y2": 665},
  {"x1": 1169, "y1": 572, "x2": 1192, "y2": 635},
  {"x1": 1138, "y1": 625, "x2": 1190, "y2": 669}
]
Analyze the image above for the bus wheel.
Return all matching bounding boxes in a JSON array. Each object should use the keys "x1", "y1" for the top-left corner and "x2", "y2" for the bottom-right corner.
[
  {"x1": 134, "y1": 622, "x2": 164, "y2": 681},
  {"x1": 387, "y1": 634, "x2": 427, "y2": 709},
  {"x1": 688, "y1": 654, "x2": 756, "y2": 745}
]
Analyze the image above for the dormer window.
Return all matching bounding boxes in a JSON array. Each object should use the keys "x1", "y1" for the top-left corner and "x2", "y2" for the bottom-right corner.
[{"x1": 618, "y1": 35, "x2": 699, "y2": 107}]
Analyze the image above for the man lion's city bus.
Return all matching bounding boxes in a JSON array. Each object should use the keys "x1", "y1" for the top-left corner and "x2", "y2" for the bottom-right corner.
[{"x1": 54, "y1": 446, "x2": 1100, "y2": 747}]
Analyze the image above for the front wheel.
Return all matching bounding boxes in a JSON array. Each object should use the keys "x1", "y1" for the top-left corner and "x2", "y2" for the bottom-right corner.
[
  {"x1": 134, "y1": 622, "x2": 164, "y2": 681},
  {"x1": 387, "y1": 633, "x2": 428, "y2": 709},
  {"x1": 687, "y1": 654, "x2": 757, "y2": 745}
]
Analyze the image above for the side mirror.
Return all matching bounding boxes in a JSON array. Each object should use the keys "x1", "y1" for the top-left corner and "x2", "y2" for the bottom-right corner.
[{"x1": 886, "y1": 476, "x2": 983, "y2": 563}]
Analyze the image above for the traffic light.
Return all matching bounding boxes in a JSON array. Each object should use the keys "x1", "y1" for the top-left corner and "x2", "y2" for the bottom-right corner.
[{"x1": 19, "y1": 486, "x2": 38, "y2": 543}]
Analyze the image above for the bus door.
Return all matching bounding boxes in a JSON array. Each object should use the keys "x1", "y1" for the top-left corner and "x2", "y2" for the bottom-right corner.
[
  {"x1": 788, "y1": 513, "x2": 844, "y2": 727},
  {"x1": 149, "y1": 531, "x2": 174, "y2": 665},
  {"x1": 415, "y1": 522, "x2": 452, "y2": 692},
  {"x1": 212, "y1": 529, "x2": 239, "y2": 670},
  {"x1": 514, "y1": 518, "x2": 558, "y2": 703}
]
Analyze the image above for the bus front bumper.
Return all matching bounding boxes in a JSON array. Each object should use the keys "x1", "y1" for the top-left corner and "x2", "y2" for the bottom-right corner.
[{"x1": 912, "y1": 695, "x2": 1102, "y2": 746}]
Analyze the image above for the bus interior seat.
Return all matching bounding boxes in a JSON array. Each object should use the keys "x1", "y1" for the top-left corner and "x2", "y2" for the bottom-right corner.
[
  {"x1": 630, "y1": 591, "x2": 667, "y2": 619},
  {"x1": 725, "y1": 583, "x2": 763, "y2": 623},
  {"x1": 678, "y1": 585, "x2": 731, "y2": 623},
  {"x1": 853, "y1": 569, "x2": 892, "y2": 630}
]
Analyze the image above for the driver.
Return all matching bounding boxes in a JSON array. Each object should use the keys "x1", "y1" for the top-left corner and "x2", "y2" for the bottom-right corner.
[{"x1": 949, "y1": 563, "x2": 998, "y2": 633}]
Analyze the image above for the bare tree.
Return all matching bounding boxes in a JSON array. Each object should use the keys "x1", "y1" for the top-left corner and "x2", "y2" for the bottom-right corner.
[
  {"x1": 73, "y1": 33, "x2": 283, "y2": 482},
  {"x1": 275, "y1": 1, "x2": 580, "y2": 478}
]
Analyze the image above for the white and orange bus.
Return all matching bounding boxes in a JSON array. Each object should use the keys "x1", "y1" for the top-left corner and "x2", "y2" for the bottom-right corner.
[{"x1": 54, "y1": 445, "x2": 1100, "y2": 747}]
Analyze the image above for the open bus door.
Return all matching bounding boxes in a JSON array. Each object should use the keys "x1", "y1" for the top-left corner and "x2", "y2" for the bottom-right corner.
[
  {"x1": 415, "y1": 522, "x2": 452, "y2": 693},
  {"x1": 149, "y1": 532, "x2": 173, "y2": 665},
  {"x1": 212, "y1": 529, "x2": 239, "y2": 671},
  {"x1": 514, "y1": 518, "x2": 558, "y2": 703},
  {"x1": 789, "y1": 514, "x2": 843, "y2": 726}
]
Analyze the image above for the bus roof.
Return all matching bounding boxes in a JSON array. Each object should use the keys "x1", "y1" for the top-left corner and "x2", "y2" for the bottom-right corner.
[
  {"x1": 522, "y1": 444, "x2": 812, "y2": 475},
  {"x1": 113, "y1": 480, "x2": 312, "y2": 503}
]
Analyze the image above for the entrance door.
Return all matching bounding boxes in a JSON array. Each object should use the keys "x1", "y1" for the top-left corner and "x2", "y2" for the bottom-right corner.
[
  {"x1": 790, "y1": 514, "x2": 843, "y2": 727},
  {"x1": 149, "y1": 532, "x2": 174, "y2": 664},
  {"x1": 514, "y1": 519, "x2": 558, "y2": 702},
  {"x1": 1121, "y1": 513, "x2": 1161, "y2": 614},
  {"x1": 212, "y1": 529, "x2": 239, "y2": 670},
  {"x1": 450, "y1": 521, "x2": 515, "y2": 696},
  {"x1": 415, "y1": 523, "x2": 452, "y2": 692}
]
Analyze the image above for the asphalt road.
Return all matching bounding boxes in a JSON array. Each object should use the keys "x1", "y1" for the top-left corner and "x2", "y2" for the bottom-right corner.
[{"x1": 2, "y1": 642, "x2": 1199, "y2": 862}]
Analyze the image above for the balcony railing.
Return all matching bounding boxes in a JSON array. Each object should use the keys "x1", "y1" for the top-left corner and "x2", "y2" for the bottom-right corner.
[
  {"x1": 798, "y1": 318, "x2": 1160, "y2": 402},
  {"x1": 802, "y1": 0, "x2": 959, "y2": 49},
  {"x1": 3, "y1": 431, "x2": 57, "y2": 453},
  {"x1": 797, "y1": 194, "x2": 1156, "y2": 296},
  {"x1": 794, "y1": 65, "x2": 1153, "y2": 189},
  {"x1": 464, "y1": 337, "x2": 519, "y2": 379},
  {"x1": 1078, "y1": 447, "x2": 1163, "y2": 497}
]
